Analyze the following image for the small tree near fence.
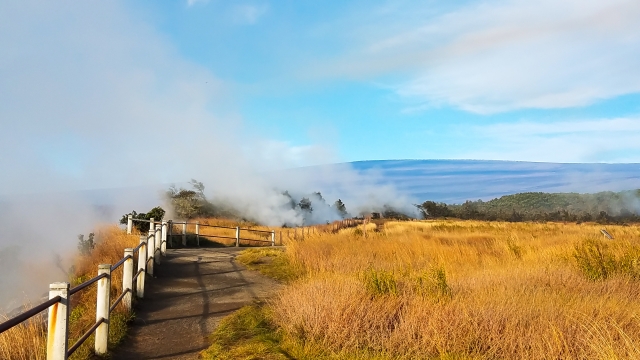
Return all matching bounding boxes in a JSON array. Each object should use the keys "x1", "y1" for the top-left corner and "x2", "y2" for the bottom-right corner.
[{"x1": 120, "y1": 206, "x2": 166, "y2": 233}]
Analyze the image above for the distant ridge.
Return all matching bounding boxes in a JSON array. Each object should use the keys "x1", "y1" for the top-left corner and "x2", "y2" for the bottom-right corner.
[{"x1": 344, "y1": 159, "x2": 640, "y2": 203}]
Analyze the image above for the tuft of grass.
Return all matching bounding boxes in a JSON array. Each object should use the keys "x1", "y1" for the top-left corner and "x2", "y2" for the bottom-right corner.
[
  {"x1": 362, "y1": 268, "x2": 397, "y2": 296},
  {"x1": 413, "y1": 265, "x2": 451, "y2": 299},
  {"x1": 0, "y1": 311, "x2": 46, "y2": 360},
  {"x1": 574, "y1": 238, "x2": 640, "y2": 280},
  {"x1": 236, "y1": 248, "x2": 300, "y2": 283},
  {"x1": 200, "y1": 305, "x2": 289, "y2": 360}
]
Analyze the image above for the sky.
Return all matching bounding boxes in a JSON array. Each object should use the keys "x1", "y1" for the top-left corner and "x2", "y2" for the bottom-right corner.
[
  {"x1": 143, "y1": 0, "x2": 640, "y2": 163},
  {"x1": 2, "y1": 0, "x2": 640, "y2": 196}
]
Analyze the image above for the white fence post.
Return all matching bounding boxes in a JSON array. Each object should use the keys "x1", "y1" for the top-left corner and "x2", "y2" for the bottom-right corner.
[
  {"x1": 182, "y1": 222, "x2": 187, "y2": 246},
  {"x1": 196, "y1": 221, "x2": 200, "y2": 247},
  {"x1": 155, "y1": 224, "x2": 161, "y2": 265},
  {"x1": 235, "y1": 226, "x2": 240, "y2": 247},
  {"x1": 123, "y1": 248, "x2": 134, "y2": 311},
  {"x1": 147, "y1": 230, "x2": 155, "y2": 276},
  {"x1": 95, "y1": 264, "x2": 111, "y2": 355},
  {"x1": 46, "y1": 282, "x2": 69, "y2": 360},
  {"x1": 149, "y1": 217, "x2": 155, "y2": 231},
  {"x1": 127, "y1": 214, "x2": 133, "y2": 234},
  {"x1": 136, "y1": 236, "x2": 147, "y2": 298},
  {"x1": 161, "y1": 221, "x2": 168, "y2": 255},
  {"x1": 271, "y1": 230, "x2": 275, "y2": 246}
]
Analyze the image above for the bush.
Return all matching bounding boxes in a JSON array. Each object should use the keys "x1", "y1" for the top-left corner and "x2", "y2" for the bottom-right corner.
[
  {"x1": 573, "y1": 238, "x2": 640, "y2": 280},
  {"x1": 413, "y1": 265, "x2": 451, "y2": 299},
  {"x1": 119, "y1": 206, "x2": 165, "y2": 233},
  {"x1": 362, "y1": 268, "x2": 397, "y2": 296}
]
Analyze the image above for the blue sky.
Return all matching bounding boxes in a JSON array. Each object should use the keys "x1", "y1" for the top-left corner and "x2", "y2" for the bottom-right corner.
[
  {"x1": 1, "y1": 0, "x2": 640, "y2": 194},
  {"x1": 136, "y1": 0, "x2": 640, "y2": 163}
]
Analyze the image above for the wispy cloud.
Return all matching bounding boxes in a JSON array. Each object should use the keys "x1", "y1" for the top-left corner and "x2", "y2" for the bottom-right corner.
[
  {"x1": 323, "y1": 0, "x2": 640, "y2": 114},
  {"x1": 232, "y1": 4, "x2": 268, "y2": 25},
  {"x1": 186, "y1": 0, "x2": 209, "y2": 7},
  {"x1": 455, "y1": 117, "x2": 640, "y2": 162}
]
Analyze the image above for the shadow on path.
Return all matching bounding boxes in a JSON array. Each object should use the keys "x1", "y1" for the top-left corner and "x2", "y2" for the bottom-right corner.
[{"x1": 112, "y1": 248, "x2": 279, "y2": 360}]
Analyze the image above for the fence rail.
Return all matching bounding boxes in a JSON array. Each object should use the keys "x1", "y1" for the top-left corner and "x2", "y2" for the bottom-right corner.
[
  {"x1": 1, "y1": 215, "x2": 362, "y2": 359},
  {"x1": 0, "y1": 216, "x2": 284, "y2": 359},
  {"x1": 0, "y1": 225, "x2": 152, "y2": 359}
]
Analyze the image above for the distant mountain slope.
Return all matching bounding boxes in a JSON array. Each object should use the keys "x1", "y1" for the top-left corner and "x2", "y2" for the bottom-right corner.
[
  {"x1": 347, "y1": 160, "x2": 640, "y2": 203},
  {"x1": 477, "y1": 190, "x2": 640, "y2": 214}
]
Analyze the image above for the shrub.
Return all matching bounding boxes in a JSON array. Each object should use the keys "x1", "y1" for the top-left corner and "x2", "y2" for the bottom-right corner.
[
  {"x1": 119, "y1": 206, "x2": 165, "y2": 233},
  {"x1": 573, "y1": 238, "x2": 640, "y2": 280},
  {"x1": 362, "y1": 268, "x2": 397, "y2": 296},
  {"x1": 413, "y1": 265, "x2": 451, "y2": 299}
]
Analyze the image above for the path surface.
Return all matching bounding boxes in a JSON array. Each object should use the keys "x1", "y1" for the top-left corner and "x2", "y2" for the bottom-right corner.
[{"x1": 113, "y1": 247, "x2": 279, "y2": 360}]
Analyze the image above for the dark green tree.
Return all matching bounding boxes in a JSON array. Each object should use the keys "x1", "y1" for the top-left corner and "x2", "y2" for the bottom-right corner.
[
  {"x1": 333, "y1": 199, "x2": 348, "y2": 218},
  {"x1": 120, "y1": 206, "x2": 165, "y2": 232},
  {"x1": 77, "y1": 233, "x2": 95, "y2": 256},
  {"x1": 298, "y1": 197, "x2": 313, "y2": 213}
]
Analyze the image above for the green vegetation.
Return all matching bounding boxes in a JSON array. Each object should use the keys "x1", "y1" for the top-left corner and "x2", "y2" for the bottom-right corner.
[
  {"x1": 362, "y1": 268, "x2": 398, "y2": 296},
  {"x1": 235, "y1": 248, "x2": 300, "y2": 283},
  {"x1": 573, "y1": 238, "x2": 640, "y2": 281},
  {"x1": 418, "y1": 189, "x2": 640, "y2": 223},
  {"x1": 200, "y1": 305, "x2": 290, "y2": 360},
  {"x1": 119, "y1": 206, "x2": 166, "y2": 233}
]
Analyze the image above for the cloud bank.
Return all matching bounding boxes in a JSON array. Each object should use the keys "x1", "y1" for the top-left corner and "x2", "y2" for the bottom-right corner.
[{"x1": 323, "y1": 0, "x2": 640, "y2": 113}]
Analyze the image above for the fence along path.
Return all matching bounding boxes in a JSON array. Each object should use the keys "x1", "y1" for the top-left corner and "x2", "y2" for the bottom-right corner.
[{"x1": 0, "y1": 216, "x2": 281, "y2": 360}]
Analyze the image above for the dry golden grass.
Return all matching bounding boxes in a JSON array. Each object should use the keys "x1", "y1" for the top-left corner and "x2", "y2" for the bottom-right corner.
[
  {"x1": 0, "y1": 226, "x2": 138, "y2": 360},
  {"x1": 0, "y1": 311, "x2": 46, "y2": 360},
  {"x1": 271, "y1": 220, "x2": 640, "y2": 359}
]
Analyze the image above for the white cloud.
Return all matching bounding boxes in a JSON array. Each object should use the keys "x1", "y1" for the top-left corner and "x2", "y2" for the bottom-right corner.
[{"x1": 326, "y1": 0, "x2": 640, "y2": 113}]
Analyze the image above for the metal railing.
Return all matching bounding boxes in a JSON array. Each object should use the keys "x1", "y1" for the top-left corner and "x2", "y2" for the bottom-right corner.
[
  {"x1": 0, "y1": 216, "x2": 356, "y2": 359},
  {"x1": 153, "y1": 218, "x2": 278, "y2": 248},
  {"x1": 0, "y1": 222, "x2": 160, "y2": 359}
]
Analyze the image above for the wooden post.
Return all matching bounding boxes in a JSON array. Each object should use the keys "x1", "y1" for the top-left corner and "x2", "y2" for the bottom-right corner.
[
  {"x1": 161, "y1": 221, "x2": 167, "y2": 256},
  {"x1": 168, "y1": 220, "x2": 173, "y2": 248},
  {"x1": 147, "y1": 230, "x2": 155, "y2": 276},
  {"x1": 364, "y1": 218, "x2": 367, "y2": 238},
  {"x1": 95, "y1": 264, "x2": 111, "y2": 355},
  {"x1": 46, "y1": 282, "x2": 69, "y2": 360},
  {"x1": 196, "y1": 221, "x2": 200, "y2": 247},
  {"x1": 155, "y1": 225, "x2": 161, "y2": 265},
  {"x1": 136, "y1": 236, "x2": 147, "y2": 298},
  {"x1": 122, "y1": 248, "x2": 133, "y2": 311},
  {"x1": 182, "y1": 222, "x2": 187, "y2": 246},
  {"x1": 126, "y1": 214, "x2": 133, "y2": 234},
  {"x1": 271, "y1": 230, "x2": 275, "y2": 246},
  {"x1": 235, "y1": 227, "x2": 240, "y2": 247}
]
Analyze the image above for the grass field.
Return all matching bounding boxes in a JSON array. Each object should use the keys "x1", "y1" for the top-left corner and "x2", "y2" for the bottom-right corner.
[{"x1": 206, "y1": 220, "x2": 640, "y2": 359}]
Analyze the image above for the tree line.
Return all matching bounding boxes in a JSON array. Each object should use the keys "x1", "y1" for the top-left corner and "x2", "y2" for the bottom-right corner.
[{"x1": 417, "y1": 190, "x2": 640, "y2": 224}]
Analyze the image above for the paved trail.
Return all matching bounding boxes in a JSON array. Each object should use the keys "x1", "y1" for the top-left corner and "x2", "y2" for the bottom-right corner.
[{"x1": 113, "y1": 247, "x2": 279, "y2": 360}]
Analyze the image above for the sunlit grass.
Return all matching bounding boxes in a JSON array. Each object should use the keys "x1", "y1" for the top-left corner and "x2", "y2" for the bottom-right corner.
[{"x1": 247, "y1": 220, "x2": 640, "y2": 359}]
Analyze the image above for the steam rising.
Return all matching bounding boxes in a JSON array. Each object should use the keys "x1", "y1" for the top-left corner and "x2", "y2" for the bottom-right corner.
[{"x1": 0, "y1": 1, "x2": 415, "y2": 310}]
